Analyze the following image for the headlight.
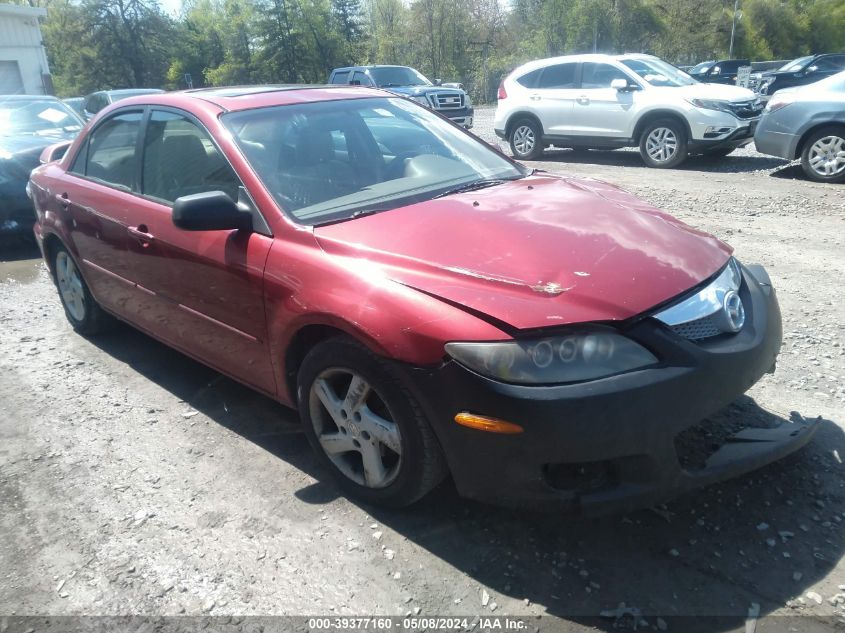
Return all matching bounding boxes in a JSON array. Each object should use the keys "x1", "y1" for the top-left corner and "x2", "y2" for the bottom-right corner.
[
  {"x1": 765, "y1": 93, "x2": 794, "y2": 113},
  {"x1": 465, "y1": 94, "x2": 472, "y2": 108},
  {"x1": 687, "y1": 98, "x2": 732, "y2": 113},
  {"x1": 411, "y1": 95, "x2": 429, "y2": 106},
  {"x1": 445, "y1": 330, "x2": 657, "y2": 385}
]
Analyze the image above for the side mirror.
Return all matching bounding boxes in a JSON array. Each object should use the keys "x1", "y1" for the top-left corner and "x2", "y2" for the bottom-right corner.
[
  {"x1": 434, "y1": 78, "x2": 442, "y2": 86},
  {"x1": 40, "y1": 140, "x2": 73, "y2": 164},
  {"x1": 172, "y1": 191, "x2": 251, "y2": 231},
  {"x1": 611, "y1": 78, "x2": 638, "y2": 91},
  {"x1": 806, "y1": 65, "x2": 818, "y2": 73},
  {"x1": 350, "y1": 79, "x2": 361, "y2": 85}
]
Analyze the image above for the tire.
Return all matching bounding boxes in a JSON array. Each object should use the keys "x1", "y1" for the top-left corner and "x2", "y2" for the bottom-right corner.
[
  {"x1": 52, "y1": 244, "x2": 111, "y2": 335},
  {"x1": 800, "y1": 126, "x2": 845, "y2": 183},
  {"x1": 297, "y1": 336, "x2": 448, "y2": 507},
  {"x1": 639, "y1": 118, "x2": 688, "y2": 168},
  {"x1": 508, "y1": 118, "x2": 544, "y2": 160}
]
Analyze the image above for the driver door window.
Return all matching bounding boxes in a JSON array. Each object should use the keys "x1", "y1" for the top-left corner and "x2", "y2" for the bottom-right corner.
[{"x1": 141, "y1": 110, "x2": 241, "y2": 204}]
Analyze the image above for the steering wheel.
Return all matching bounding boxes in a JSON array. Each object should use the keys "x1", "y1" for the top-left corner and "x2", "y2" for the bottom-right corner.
[{"x1": 384, "y1": 151, "x2": 420, "y2": 180}]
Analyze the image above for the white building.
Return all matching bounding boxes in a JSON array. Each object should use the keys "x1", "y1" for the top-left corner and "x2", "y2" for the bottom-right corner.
[{"x1": 0, "y1": 3, "x2": 51, "y2": 95}]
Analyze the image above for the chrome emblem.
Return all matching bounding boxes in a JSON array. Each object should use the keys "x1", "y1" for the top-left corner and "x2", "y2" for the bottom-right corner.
[{"x1": 716, "y1": 290, "x2": 746, "y2": 333}]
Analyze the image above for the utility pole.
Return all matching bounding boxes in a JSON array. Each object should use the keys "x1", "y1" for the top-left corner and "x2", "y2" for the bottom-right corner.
[{"x1": 729, "y1": 0, "x2": 740, "y2": 58}]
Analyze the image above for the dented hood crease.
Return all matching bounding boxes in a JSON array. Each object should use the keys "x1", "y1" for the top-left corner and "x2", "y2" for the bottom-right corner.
[{"x1": 314, "y1": 175, "x2": 732, "y2": 330}]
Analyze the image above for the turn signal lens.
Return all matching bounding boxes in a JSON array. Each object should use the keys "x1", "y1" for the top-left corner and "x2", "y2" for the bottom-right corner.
[{"x1": 454, "y1": 412, "x2": 524, "y2": 434}]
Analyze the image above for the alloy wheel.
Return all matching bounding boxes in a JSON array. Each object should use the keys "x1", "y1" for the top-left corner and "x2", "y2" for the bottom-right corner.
[
  {"x1": 807, "y1": 135, "x2": 845, "y2": 178},
  {"x1": 309, "y1": 368, "x2": 403, "y2": 489},
  {"x1": 512, "y1": 125, "x2": 536, "y2": 156},
  {"x1": 645, "y1": 127, "x2": 678, "y2": 163},
  {"x1": 55, "y1": 251, "x2": 86, "y2": 322}
]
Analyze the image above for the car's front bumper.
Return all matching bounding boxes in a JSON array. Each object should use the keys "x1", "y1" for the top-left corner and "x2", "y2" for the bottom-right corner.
[
  {"x1": 0, "y1": 183, "x2": 36, "y2": 237},
  {"x1": 688, "y1": 117, "x2": 759, "y2": 152},
  {"x1": 401, "y1": 264, "x2": 817, "y2": 515},
  {"x1": 437, "y1": 106, "x2": 474, "y2": 128}
]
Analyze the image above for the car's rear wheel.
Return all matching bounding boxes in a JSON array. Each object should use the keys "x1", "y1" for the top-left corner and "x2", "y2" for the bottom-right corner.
[
  {"x1": 53, "y1": 245, "x2": 110, "y2": 334},
  {"x1": 508, "y1": 119, "x2": 544, "y2": 160},
  {"x1": 298, "y1": 336, "x2": 447, "y2": 507},
  {"x1": 639, "y1": 119, "x2": 688, "y2": 168},
  {"x1": 801, "y1": 126, "x2": 845, "y2": 183}
]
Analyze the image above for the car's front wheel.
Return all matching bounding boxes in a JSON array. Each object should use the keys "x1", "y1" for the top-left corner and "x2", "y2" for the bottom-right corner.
[
  {"x1": 508, "y1": 119, "x2": 544, "y2": 160},
  {"x1": 800, "y1": 126, "x2": 845, "y2": 183},
  {"x1": 639, "y1": 119, "x2": 688, "y2": 168},
  {"x1": 52, "y1": 244, "x2": 110, "y2": 334},
  {"x1": 298, "y1": 336, "x2": 447, "y2": 507}
]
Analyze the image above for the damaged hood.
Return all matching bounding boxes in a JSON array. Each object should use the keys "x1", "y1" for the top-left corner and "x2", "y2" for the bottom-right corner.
[{"x1": 314, "y1": 175, "x2": 732, "y2": 330}]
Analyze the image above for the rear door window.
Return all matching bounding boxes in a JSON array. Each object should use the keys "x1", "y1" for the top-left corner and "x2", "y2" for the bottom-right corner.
[
  {"x1": 74, "y1": 110, "x2": 143, "y2": 191},
  {"x1": 331, "y1": 71, "x2": 350, "y2": 84},
  {"x1": 537, "y1": 63, "x2": 577, "y2": 89}
]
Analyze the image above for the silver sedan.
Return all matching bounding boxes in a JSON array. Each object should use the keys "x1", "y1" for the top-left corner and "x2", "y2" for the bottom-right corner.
[{"x1": 754, "y1": 70, "x2": 845, "y2": 183}]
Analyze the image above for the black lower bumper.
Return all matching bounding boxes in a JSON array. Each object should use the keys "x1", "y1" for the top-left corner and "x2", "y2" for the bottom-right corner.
[
  {"x1": 400, "y1": 265, "x2": 818, "y2": 515},
  {"x1": 0, "y1": 186, "x2": 35, "y2": 237},
  {"x1": 689, "y1": 121, "x2": 759, "y2": 153}
]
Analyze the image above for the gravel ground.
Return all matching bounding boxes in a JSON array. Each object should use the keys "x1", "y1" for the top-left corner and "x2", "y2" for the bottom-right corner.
[{"x1": 1, "y1": 106, "x2": 844, "y2": 632}]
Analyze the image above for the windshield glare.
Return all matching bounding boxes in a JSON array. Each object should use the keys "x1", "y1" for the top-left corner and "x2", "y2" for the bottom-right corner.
[
  {"x1": 779, "y1": 56, "x2": 813, "y2": 72},
  {"x1": 0, "y1": 100, "x2": 83, "y2": 136},
  {"x1": 369, "y1": 67, "x2": 431, "y2": 87},
  {"x1": 621, "y1": 58, "x2": 697, "y2": 87},
  {"x1": 223, "y1": 97, "x2": 526, "y2": 225}
]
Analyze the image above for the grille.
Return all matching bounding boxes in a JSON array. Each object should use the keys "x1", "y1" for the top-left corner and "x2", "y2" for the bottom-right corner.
[
  {"x1": 727, "y1": 99, "x2": 764, "y2": 119},
  {"x1": 430, "y1": 92, "x2": 464, "y2": 110},
  {"x1": 671, "y1": 315, "x2": 722, "y2": 341}
]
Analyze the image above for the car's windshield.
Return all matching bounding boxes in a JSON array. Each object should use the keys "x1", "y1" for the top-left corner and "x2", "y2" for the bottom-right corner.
[
  {"x1": 778, "y1": 56, "x2": 814, "y2": 72},
  {"x1": 621, "y1": 58, "x2": 697, "y2": 87},
  {"x1": 689, "y1": 62, "x2": 714, "y2": 75},
  {"x1": 369, "y1": 67, "x2": 431, "y2": 87},
  {"x1": 223, "y1": 97, "x2": 526, "y2": 226},
  {"x1": 0, "y1": 100, "x2": 83, "y2": 136}
]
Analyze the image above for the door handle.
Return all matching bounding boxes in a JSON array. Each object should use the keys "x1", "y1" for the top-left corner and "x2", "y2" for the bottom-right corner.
[
  {"x1": 577, "y1": 95, "x2": 590, "y2": 105},
  {"x1": 529, "y1": 94, "x2": 541, "y2": 101},
  {"x1": 128, "y1": 225, "x2": 155, "y2": 246},
  {"x1": 55, "y1": 193, "x2": 70, "y2": 207}
]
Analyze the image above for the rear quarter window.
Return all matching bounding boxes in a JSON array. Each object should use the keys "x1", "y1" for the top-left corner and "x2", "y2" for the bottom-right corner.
[{"x1": 515, "y1": 68, "x2": 543, "y2": 89}]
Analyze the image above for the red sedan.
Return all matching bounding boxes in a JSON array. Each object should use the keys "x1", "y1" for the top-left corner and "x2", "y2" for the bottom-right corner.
[{"x1": 28, "y1": 86, "x2": 817, "y2": 513}]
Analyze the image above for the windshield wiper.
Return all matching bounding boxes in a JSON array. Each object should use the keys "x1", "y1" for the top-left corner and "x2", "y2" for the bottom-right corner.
[
  {"x1": 433, "y1": 178, "x2": 512, "y2": 199},
  {"x1": 311, "y1": 207, "x2": 387, "y2": 227}
]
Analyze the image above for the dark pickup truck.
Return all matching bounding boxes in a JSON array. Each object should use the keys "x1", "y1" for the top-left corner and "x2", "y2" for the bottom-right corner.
[{"x1": 328, "y1": 65, "x2": 474, "y2": 128}]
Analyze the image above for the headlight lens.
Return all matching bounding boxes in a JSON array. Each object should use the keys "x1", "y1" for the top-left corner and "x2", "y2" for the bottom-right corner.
[
  {"x1": 465, "y1": 94, "x2": 472, "y2": 108},
  {"x1": 687, "y1": 98, "x2": 732, "y2": 112},
  {"x1": 765, "y1": 93, "x2": 794, "y2": 113},
  {"x1": 411, "y1": 95, "x2": 429, "y2": 106},
  {"x1": 445, "y1": 330, "x2": 657, "y2": 385}
]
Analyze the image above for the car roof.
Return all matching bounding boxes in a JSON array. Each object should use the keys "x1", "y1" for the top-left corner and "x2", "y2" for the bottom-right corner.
[
  {"x1": 512, "y1": 53, "x2": 658, "y2": 74},
  {"x1": 0, "y1": 94, "x2": 61, "y2": 102},
  {"x1": 332, "y1": 65, "x2": 408, "y2": 72},
  {"x1": 109, "y1": 85, "x2": 394, "y2": 113}
]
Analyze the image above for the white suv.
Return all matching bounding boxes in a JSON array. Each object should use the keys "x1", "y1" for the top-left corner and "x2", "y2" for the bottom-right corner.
[{"x1": 494, "y1": 54, "x2": 764, "y2": 168}]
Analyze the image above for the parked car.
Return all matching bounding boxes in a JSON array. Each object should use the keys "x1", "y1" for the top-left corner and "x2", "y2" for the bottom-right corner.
[
  {"x1": 754, "y1": 70, "x2": 845, "y2": 183},
  {"x1": 328, "y1": 65, "x2": 474, "y2": 128},
  {"x1": 494, "y1": 54, "x2": 763, "y2": 168},
  {"x1": 28, "y1": 86, "x2": 816, "y2": 513},
  {"x1": 687, "y1": 59, "x2": 751, "y2": 85},
  {"x1": 0, "y1": 95, "x2": 83, "y2": 240},
  {"x1": 756, "y1": 54, "x2": 845, "y2": 98},
  {"x1": 62, "y1": 97, "x2": 85, "y2": 118},
  {"x1": 81, "y1": 88, "x2": 164, "y2": 120}
]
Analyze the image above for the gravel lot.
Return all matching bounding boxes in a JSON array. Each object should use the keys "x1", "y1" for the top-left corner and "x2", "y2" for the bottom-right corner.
[{"x1": 1, "y1": 106, "x2": 844, "y2": 632}]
